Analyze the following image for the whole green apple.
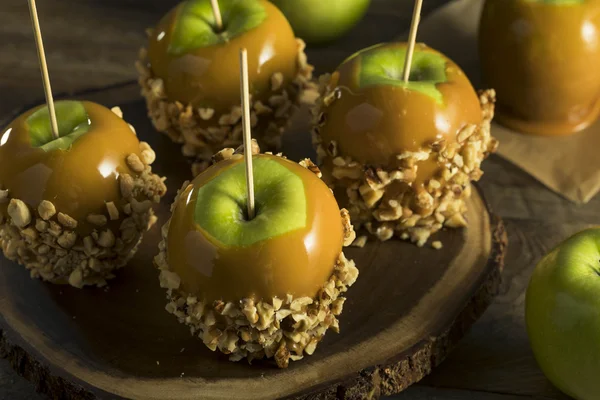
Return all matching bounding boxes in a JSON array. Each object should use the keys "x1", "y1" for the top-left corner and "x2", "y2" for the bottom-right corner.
[
  {"x1": 526, "y1": 228, "x2": 600, "y2": 400},
  {"x1": 270, "y1": 0, "x2": 371, "y2": 44}
]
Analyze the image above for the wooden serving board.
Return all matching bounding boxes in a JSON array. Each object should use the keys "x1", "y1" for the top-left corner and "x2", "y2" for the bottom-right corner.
[{"x1": 0, "y1": 83, "x2": 506, "y2": 400}]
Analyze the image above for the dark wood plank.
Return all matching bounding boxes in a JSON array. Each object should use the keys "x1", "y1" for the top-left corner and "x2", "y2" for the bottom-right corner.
[{"x1": 0, "y1": 364, "x2": 45, "y2": 400}]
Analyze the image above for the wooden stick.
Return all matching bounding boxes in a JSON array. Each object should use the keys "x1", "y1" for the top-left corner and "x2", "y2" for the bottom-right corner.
[
  {"x1": 239, "y1": 49, "x2": 255, "y2": 220},
  {"x1": 27, "y1": 0, "x2": 59, "y2": 140},
  {"x1": 402, "y1": 0, "x2": 424, "y2": 83},
  {"x1": 210, "y1": 0, "x2": 223, "y2": 32}
]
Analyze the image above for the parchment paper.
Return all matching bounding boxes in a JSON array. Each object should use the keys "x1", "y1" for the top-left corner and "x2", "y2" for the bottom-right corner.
[{"x1": 403, "y1": 0, "x2": 600, "y2": 203}]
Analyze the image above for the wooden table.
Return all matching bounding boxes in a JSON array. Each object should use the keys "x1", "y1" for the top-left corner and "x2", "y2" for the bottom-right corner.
[{"x1": 0, "y1": 0, "x2": 579, "y2": 399}]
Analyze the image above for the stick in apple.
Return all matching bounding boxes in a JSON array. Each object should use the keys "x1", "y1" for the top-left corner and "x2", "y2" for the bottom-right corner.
[
  {"x1": 210, "y1": 0, "x2": 223, "y2": 32},
  {"x1": 402, "y1": 0, "x2": 424, "y2": 83},
  {"x1": 27, "y1": 0, "x2": 59, "y2": 140},
  {"x1": 239, "y1": 48, "x2": 256, "y2": 220}
]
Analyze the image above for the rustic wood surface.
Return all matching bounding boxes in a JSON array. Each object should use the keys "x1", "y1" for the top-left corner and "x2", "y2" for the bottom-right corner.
[
  {"x1": 0, "y1": 80, "x2": 505, "y2": 398},
  {"x1": 0, "y1": 0, "x2": 581, "y2": 399}
]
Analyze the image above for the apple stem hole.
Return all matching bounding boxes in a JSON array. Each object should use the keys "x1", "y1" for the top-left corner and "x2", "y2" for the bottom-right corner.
[
  {"x1": 240, "y1": 202, "x2": 259, "y2": 222},
  {"x1": 212, "y1": 24, "x2": 226, "y2": 34}
]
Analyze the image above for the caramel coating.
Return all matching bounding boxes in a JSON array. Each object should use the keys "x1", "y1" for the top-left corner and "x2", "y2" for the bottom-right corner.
[
  {"x1": 0, "y1": 102, "x2": 142, "y2": 231},
  {"x1": 147, "y1": 0, "x2": 299, "y2": 112},
  {"x1": 166, "y1": 154, "x2": 344, "y2": 303},
  {"x1": 479, "y1": 0, "x2": 600, "y2": 135},
  {"x1": 318, "y1": 43, "x2": 482, "y2": 184}
]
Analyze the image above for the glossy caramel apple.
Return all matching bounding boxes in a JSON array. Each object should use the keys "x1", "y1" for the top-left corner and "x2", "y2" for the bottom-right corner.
[
  {"x1": 140, "y1": 0, "x2": 315, "y2": 176},
  {"x1": 0, "y1": 102, "x2": 142, "y2": 229},
  {"x1": 147, "y1": 0, "x2": 298, "y2": 113},
  {"x1": 155, "y1": 147, "x2": 357, "y2": 367},
  {"x1": 318, "y1": 42, "x2": 482, "y2": 186},
  {"x1": 166, "y1": 154, "x2": 344, "y2": 302},
  {"x1": 0, "y1": 101, "x2": 166, "y2": 287},
  {"x1": 479, "y1": 0, "x2": 600, "y2": 135},
  {"x1": 312, "y1": 42, "x2": 497, "y2": 245}
]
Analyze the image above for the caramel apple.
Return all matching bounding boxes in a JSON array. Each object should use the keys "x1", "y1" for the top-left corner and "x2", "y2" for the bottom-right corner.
[
  {"x1": 137, "y1": 0, "x2": 316, "y2": 175},
  {"x1": 154, "y1": 143, "x2": 358, "y2": 368},
  {"x1": 479, "y1": 0, "x2": 600, "y2": 135},
  {"x1": 0, "y1": 101, "x2": 167, "y2": 287},
  {"x1": 312, "y1": 42, "x2": 498, "y2": 246}
]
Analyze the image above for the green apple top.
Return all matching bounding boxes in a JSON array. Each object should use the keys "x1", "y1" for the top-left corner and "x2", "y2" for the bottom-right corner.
[
  {"x1": 317, "y1": 42, "x2": 482, "y2": 184},
  {"x1": 271, "y1": 0, "x2": 371, "y2": 45},
  {"x1": 165, "y1": 154, "x2": 345, "y2": 302},
  {"x1": 526, "y1": 228, "x2": 600, "y2": 400},
  {"x1": 0, "y1": 101, "x2": 145, "y2": 229},
  {"x1": 146, "y1": 0, "x2": 300, "y2": 112},
  {"x1": 479, "y1": 0, "x2": 600, "y2": 136}
]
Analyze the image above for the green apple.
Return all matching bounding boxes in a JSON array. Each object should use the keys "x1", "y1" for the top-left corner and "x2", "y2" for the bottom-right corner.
[
  {"x1": 26, "y1": 100, "x2": 90, "y2": 152},
  {"x1": 350, "y1": 43, "x2": 447, "y2": 104},
  {"x1": 526, "y1": 228, "x2": 600, "y2": 400},
  {"x1": 194, "y1": 156, "x2": 306, "y2": 246},
  {"x1": 169, "y1": 0, "x2": 267, "y2": 56},
  {"x1": 271, "y1": 0, "x2": 371, "y2": 45}
]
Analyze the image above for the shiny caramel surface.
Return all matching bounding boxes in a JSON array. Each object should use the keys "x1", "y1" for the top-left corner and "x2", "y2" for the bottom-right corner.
[
  {"x1": 479, "y1": 0, "x2": 600, "y2": 135},
  {"x1": 166, "y1": 154, "x2": 344, "y2": 302},
  {"x1": 147, "y1": 0, "x2": 298, "y2": 112},
  {"x1": 0, "y1": 101, "x2": 141, "y2": 226},
  {"x1": 319, "y1": 43, "x2": 482, "y2": 182}
]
